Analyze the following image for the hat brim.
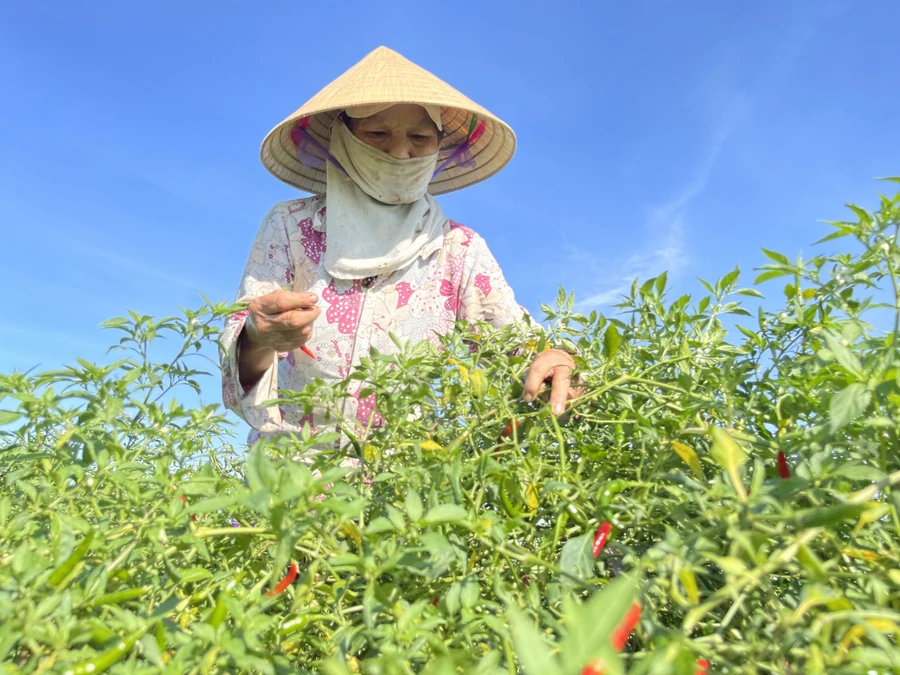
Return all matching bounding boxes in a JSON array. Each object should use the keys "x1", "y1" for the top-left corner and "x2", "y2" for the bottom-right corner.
[
  {"x1": 259, "y1": 47, "x2": 516, "y2": 195},
  {"x1": 260, "y1": 104, "x2": 516, "y2": 196}
]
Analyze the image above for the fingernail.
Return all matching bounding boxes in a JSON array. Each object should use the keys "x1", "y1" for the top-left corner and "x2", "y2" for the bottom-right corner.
[
  {"x1": 552, "y1": 402, "x2": 563, "y2": 415},
  {"x1": 524, "y1": 394, "x2": 533, "y2": 403}
]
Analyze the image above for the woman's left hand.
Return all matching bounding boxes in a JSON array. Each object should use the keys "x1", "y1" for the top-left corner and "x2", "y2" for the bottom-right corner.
[{"x1": 523, "y1": 349, "x2": 585, "y2": 416}]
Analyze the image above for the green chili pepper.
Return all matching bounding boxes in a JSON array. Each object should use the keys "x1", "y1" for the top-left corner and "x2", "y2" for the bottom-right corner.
[
  {"x1": 88, "y1": 626, "x2": 117, "y2": 647},
  {"x1": 49, "y1": 529, "x2": 94, "y2": 587},
  {"x1": 155, "y1": 620, "x2": 166, "y2": 653},
  {"x1": 63, "y1": 628, "x2": 144, "y2": 675},
  {"x1": 278, "y1": 613, "x2": 333, "y2": 638},
  {"x1": 208, "y1": 592, "x2": 228, "y2": 629},
  {"x1": 499, "y1": 476, "x2": 522, "y2": 517},
  {"x1": 89, "y1": 587, "x2": 148, "y2": 607},
  {"x1": 551, "y1": 510, "x2": 570, "y2": 551}
]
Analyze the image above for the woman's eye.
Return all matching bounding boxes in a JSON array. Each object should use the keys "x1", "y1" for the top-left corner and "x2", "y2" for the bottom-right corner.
[
  {"x1": 410, "y1": 135, "x2": 431, "y2": 142},
  {"x1": 367, "y1": 131, "x2": 389, "y2": 138}
]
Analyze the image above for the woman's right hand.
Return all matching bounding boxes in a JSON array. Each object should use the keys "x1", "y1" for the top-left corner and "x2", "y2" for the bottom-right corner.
[
  {"x1": 238, "y1": 290, "x2": 320, "y2": 390},
  {"x1": 242, "y1": 290, "x2": 321, "y2": 353}
]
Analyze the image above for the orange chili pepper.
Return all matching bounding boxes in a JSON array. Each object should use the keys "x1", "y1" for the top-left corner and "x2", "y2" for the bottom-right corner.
[
  {"x1": 695, "y1": 658, "x2": 710, "y2": 674},
  {"x1": 610, "y1": 602, "x2": 641, "y2": 651},
  {"x1": 266, "y1": 561, "x2": 299, "y2": 597}
]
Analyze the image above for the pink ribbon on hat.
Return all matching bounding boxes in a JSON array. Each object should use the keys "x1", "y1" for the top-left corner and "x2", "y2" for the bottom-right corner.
[
  {"x1": 291, "y1": 117, "x2": 348, "y2": 175},
  {"x1": 433, "y1": 117, "x2": 487, "y2": 179}
]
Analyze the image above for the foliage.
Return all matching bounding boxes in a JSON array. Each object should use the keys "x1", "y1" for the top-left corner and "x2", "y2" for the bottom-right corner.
[{"x1": 2, "y1": 183, "x2": 900, "y2": 674}]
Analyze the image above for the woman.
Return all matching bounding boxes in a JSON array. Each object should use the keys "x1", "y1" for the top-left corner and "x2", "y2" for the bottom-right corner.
[{"x1": 220, "y1": 46, "x2": 579, "y2": 445}]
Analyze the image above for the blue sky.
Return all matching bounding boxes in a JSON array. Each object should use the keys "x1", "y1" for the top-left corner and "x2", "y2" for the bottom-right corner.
[{"x1": 1, "y1": 1, "x2": 898, "y2": 389}]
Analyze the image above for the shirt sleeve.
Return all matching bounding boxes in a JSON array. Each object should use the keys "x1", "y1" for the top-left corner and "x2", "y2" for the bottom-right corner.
[
  {"x1": 220, "y1": 205, "x2": 297, "y2": 432},
  {"x1": 456, "y1": 232, "x2": 530, "y2": 328}
]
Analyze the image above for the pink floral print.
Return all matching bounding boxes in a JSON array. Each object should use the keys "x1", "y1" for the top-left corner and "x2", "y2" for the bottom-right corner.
[{"x1": 220, "y1": 197, "x2": 526, "y2": 445}]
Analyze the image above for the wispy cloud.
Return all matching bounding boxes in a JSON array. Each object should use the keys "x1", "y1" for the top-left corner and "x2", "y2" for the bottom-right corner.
[
  {"x1": 53, "y1": 238, "x2": 207, "y2": 292},
  {"x1": 571, "y1": 96, "x2": 747, "y2": 312}
]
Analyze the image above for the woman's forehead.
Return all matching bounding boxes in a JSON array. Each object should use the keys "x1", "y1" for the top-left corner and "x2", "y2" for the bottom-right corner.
[{"x1": 357, "y1": 105, "x2": 436, "y2": 129}]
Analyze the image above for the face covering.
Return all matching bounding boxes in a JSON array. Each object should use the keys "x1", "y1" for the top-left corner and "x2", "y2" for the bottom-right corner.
[{"x1": 323, "y1": 119, "x2": 448, "y2": 280}]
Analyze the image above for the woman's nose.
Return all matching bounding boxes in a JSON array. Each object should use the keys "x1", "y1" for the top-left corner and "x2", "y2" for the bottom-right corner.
[{"x1": 387, "y1": 139, "x2": 411, "y2": 159}]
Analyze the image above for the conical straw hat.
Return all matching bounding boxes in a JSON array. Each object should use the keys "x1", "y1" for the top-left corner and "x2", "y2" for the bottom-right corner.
[{"x1": 260, "y1": 46, "x2": 516, "y2": 196}]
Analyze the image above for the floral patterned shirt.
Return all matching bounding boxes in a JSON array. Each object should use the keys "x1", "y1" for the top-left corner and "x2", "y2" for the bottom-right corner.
[{"x1": 220, "y1": 196, "x2": 526, "y2": 444}]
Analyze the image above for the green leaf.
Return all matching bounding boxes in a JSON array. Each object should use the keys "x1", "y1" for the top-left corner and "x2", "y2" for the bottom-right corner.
[
  {"x1": 603, "y1": 324, "x2": 622, "y2": 360},
  {"x1": 559, "y1": 577, "x2": 636, "y2": 674},
  {"x1": 754, "y1": 269, "x2": 791, "y2": 284},
  {"x1": 460, "y1": 576, "x2": 480, "y2": 609},
  {"x1": 829, "y1": 383, "x2": 871, "y2": 433},
  {"x1": 99, "y1": 317, "x2": 130, "y2": 328},
  {"x1": 179, "y1": 567, "x2": 213, "y2": 584},
  {"x1": 405, "y1": 490, "x2": 424, "y2": 523},
  {"x1": 721, "y1": 266, "x2": 740, "y2": 291},
  {"x1": 245, "y1": 447, "x2": 277, "y2": 492},
  {"x1": 845, "y1": 203, "x2": 872, "y2": 224},
  {"x1": 795, "y1": 503, "x2": 867, "y2": 528},
  {"x1": 821, "y1": 332, "x2": 864, "y2": 377},
  {"x1": 422, "y1": 504, "x2": 468, "y2": 525},
  {"x1": 560, "y1": 533, "x2": 594, "y2": 584},
  {"x1": 188, "y1": 495, "x2": 239, "y2": 514},
  {"x1": 364, "y1": 517, "x2": 396, "y2": 536},
  {"x1": 0, "y1": 410, "x2": 23, "y2": 426},
  {"x1": 709, "y1": 427, "x2": 748, "y2": 501},
  {"x1": 654, "y1": 271, "x2": 668, "y2": 294},
  {"x1": 761, "y1": 248, "x2": 791, "y2": 265},
  {"x1": 506, "y1": 606, "x2": 560, "y2": 675},
  {"x1": 833, "y1": 465, "x2": 887, "y2": 481}
]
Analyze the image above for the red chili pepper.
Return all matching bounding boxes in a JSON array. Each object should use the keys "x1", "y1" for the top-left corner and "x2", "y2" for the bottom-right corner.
[
  {"x1": 695, "y1": 659, "x2": 710, "y2": 674},
  {"x1": 499, "y1": 419, "x2": 520, "y2": 438},
  {"x1": 592, "y1": 522, "x2": 612, "y2": 557},
  {"x1": 521, "y1": 574, "x2": 531, "y2": 586},
  {"x1": 266, "y1": 561, "x2": 299, "y2": 597},
  {"x1": 581, "y1": 659, "x2": 606, "y2": 675},
  {"x1": 610, "y1": 602, "x2": 641, "y2": 651},
  {"x1": 179, "y1": 494, "x2": 196, "y2": 522},
  {"x1": 777, "y1": 451, "x2": 791, "y2": 479},
  {"x1": 432, "y1": 597, "x2": 439, "y2": 607},
  {"x1": 300, "y1": 345, "x2": 317, "y2": 360},
  {"x1": 494, "y1": 419, "x2": 520, "y2": 456}
]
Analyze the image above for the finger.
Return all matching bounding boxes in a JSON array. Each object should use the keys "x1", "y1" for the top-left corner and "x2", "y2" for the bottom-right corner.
[
  {"x1": 258, "y1": 290, "x2": 319, "y2": 315},
  {"x1": 267, "y1": 305, "x2": 321, "y2": 332},
  {"x1": 523, "y1": 361, "x2": 554, "y2": 403},
  {"x1": 268, "y1": 326, "x2": 313, "y2": 351},
  {"x1": 549, "y1": 366, "x2": 572, "y2": 416}
]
